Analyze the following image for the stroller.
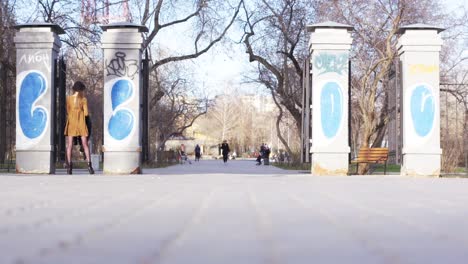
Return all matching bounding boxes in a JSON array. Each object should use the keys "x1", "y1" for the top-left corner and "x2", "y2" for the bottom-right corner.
[
  {"x1": 256, "y1": 153, "x2": 263, "y2": 165},
  {"x1": 178, "y1": 150, "x2": 192, "y2": 164}
]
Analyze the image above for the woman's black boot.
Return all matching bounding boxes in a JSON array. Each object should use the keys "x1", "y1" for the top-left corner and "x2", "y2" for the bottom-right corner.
[
  {"x1": 67, "y1": 162, "x2": 73, "y2": 175},
  {"x1": 88, "y1": 162, "x2": 95, "y2": 175}
]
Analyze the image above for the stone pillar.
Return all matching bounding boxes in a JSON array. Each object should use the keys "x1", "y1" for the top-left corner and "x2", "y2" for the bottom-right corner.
[
  {"x1": 397, "y1": 24, "x2": 444, "y2": 177},
  {"x1": 101, "y1": 22, "x2": 148, "y2": 174},
  {"x1": 307, "y1": 22, "x2": 353, "y2": 176},
  {"x1": 14, "y1": 23, "x2": 64, "y2": 174}
]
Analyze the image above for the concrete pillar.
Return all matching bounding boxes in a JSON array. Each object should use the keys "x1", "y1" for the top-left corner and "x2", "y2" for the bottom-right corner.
[
  {"x1": 101, "y1": 22, "x2": 148, "y2": 174},
  {"x1": 14, "y1": 23, "x2": 64, "y2": 174},
  {"x1": 397, "y1": 24, "x2": 444, "y2": 177},
  {"x1": 307, "y1": 22, "x2": 353, "y2": 176}
]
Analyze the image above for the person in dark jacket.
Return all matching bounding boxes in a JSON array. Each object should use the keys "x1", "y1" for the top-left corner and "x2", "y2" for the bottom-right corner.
[
  {"x1": 194, "y1": 144, "x2": 201, "y2": 161},
  {"x1": 220, "y1": 140, "x2": 230, "y2": 163},
  {"x1": 256, "y1": 143, "x2": 265, "y2": 165},
  {"x1": 263, "y1": 144, "x2": 271, "y2": 165}
]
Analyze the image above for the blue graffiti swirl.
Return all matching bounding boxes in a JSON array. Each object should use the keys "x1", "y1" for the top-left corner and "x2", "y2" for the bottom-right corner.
[
  {"x1": 321, "y1": 81, "x2": 343, "y2": 138},
  {"x1": 109, "y1": 79, "x2": 134, "y2": 140},
  {"x1": 19, "y1": 72, "x2": 47, "y2": 139},
  {"x1": 410, "y1": 85, "x2": 435, "y2": 137}
]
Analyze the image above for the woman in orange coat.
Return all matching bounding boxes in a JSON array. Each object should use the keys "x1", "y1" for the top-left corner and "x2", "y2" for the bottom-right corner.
[{"x1": 64, "y1": 81, "x2": 94, "y2": 174}]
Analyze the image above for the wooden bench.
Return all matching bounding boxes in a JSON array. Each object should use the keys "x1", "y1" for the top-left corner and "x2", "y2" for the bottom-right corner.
[{"x1": 351, "y1": 147, "x2": 389, "y2": 175}]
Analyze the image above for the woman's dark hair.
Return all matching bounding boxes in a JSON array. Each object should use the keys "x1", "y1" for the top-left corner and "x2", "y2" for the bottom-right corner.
[{"x1": 72, "y1": 81, "x2": 86, "y2": 92}]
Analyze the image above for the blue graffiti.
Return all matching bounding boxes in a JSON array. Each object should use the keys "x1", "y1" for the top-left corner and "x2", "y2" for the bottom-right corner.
[
  {"x1": 109, "y1": 79, "x2": 134, "y2": 140},
  {"x1": 410, "y1": 85, "x2": 435, "y2": 137},
  {"x1": 314, "y1": 53, "x2": 348, "y2": 76},
  {"x1": 19, "y1": 72, "x2": 47, "y2": 139},
  {"x1": 321, "y1": 82, "x2": 343, "y2": 138},
  {"x1": 109, "y1": 110, "x2": 134, "y2": 140}
]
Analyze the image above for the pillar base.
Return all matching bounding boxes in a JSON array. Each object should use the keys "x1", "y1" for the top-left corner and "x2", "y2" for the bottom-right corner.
[
  {"x1": 311, "y1": 152, "x2": 349, "y2": 176},
  {"x1": 401, "y1": 153, "x2": 441, "y2": 177},
  {"x1": 103, "y1": 151, "x2": 141, "y2": 174},
  {"x1": 16, "y1": 150, "x2": 54, "y2": 174}
]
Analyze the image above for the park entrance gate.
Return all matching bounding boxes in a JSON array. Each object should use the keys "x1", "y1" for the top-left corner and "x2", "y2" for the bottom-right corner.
[
  {"x1": 302, "y1": 22, "x2": 444, "y2": 176},
  {"x1": 14, "y1": 22, "x2": 150, "y2": 174}
]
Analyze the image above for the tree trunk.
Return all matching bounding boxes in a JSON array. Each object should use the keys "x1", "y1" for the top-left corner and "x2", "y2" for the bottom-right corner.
[
  {"x1": 270, "y1": 87, "x2": 293, "y2": 158},
  {"x1": 357, "y1": 125, "x2": 372, "y2": 174}
]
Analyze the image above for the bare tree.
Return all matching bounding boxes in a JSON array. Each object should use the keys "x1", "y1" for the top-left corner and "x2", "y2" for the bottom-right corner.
[
  {"x1": 139, "y1": 0, "x2": 244, "y2": 70},
  {"x1": 134, "y1": 0, "x2": 245, "y2": 157},
  {"x1": 195, "y1": 90, "x2": 293, "y2": 157},
  {"x1": 31, "y1": 0, "x2": 102, "y2": 59},
  {"x1": 240, "y1": 0, "x2": 312, "y2": 157},
  {"x1": 149, "y1": 62, "x2": 210, "y2": 152},
  {"x1": 207, "y1": 93, "x2": 241, "y2": 141}
]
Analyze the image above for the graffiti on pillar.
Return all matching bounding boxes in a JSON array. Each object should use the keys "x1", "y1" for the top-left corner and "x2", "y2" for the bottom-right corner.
[
  {"x1": 409, "y1": 64, "x2": 438, "y2": 75},
  {"x1": 106, "y1": 52, "x2": 139, "y2": 79},
  {"x1": 314, "y1": 53, "x2": 348, "y2": 76},
  {"x1": 410, "y1": 84, "x2": 435, "y2": 137},
  {"x1": 108, "y1": 79, "x2": 135, "y2": 140},
  {"x1": 19, "y1": 51, "x2": 51, "y2": 73},
  {"x1": 320, "y1": 81, "x2": 343, "y2": 138},
  {"x1": 18, "y1": 71, "x2": 48, "y2": 139}
]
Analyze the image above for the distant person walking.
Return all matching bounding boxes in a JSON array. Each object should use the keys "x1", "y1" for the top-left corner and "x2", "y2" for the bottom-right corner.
[
  {"x1": 256, "y1": 143, "x2": 266, "y2": 165},
  {"x1": 220, "y1": 140, "x2": 230, "y2": 163},
  {"x1": 194, "y1": 144, "x2": 201, "y2": 161},
  {"x1": 64, "y1": 81, "x2": 94, "y2": 175},
  {"x1": 263, "y1": 144, "x2": 271, "y2": 165}
]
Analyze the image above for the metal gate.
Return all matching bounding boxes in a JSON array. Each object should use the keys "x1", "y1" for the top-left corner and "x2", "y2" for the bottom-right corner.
[
  {"x1": 440, "y1": 83, "x2": 468, "y2": 174},
  {"x1": 0, "y1": 61, "x2": 15, "y2": 171},
  {"x1": 387, "y1": 59, "x2": 402, "y2": 165},
  {"x1": 300, "y1": 57, "x2": 312, "y2": 163},
  {"x1": 55, "y1": 56, "x2": 67, "y2": 163},
  {"x1": 141, "y1": 49, "x2": 150, "y2": 163}
]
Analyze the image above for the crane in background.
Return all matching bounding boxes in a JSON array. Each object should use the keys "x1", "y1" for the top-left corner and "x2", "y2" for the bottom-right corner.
[{"x1": 81, "y1": 0, "x2": 132, "y2": 25}]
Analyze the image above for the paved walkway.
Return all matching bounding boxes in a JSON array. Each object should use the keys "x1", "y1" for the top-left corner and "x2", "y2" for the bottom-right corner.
[{"x1": 1, "y1": 160, "x2": 468, "y2": 264}]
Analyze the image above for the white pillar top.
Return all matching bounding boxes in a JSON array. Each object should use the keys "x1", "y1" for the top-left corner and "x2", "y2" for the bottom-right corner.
[
  {"x1": 306, "y1": 21, "x2": 354, "y2": 32},
  {"x1": 397, "y1": 24, "x2": 444, "y2": 53},
  {"x1": 100, "y1": 22, "x2": 148, "y2": 32},
  {"x1": 14, "y1": 23, "x2": 64, "y2": 50},
  {"x1": 397, "y1": 23, "x2": 445, "y2": 34},
  {"x1": 14, "y1": 23, "x2": 65, "y2": 35},
  {"x1": 307, "y1": 21, "x2": 354, "y2": 51},
  {"x1": 100, "y1": 22, "x2": 147, "y2": 49}
]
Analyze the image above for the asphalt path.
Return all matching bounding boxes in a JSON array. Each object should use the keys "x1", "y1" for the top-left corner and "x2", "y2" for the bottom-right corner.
[{"x1": 1, "y1": 159, "x2": 468, "y2": 264}]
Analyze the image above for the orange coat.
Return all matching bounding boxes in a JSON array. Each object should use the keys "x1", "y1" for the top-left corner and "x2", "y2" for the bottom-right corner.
[{"x1": 64, "y1": 95, "x2": 89, "y2": 137}]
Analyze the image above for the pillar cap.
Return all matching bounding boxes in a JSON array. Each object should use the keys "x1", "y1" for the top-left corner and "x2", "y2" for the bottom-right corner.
[
  {"x1": 14, "y1": 23, "x2": 65, "y2": 34},
  {"x1": 307, "y1": 21, "x2": 354, "y2": 32},
  {"x1": 100, "y1": 22, "x2": 148, "y2": 32},
  {"x1": 398, "y1": 23, "x2": 445, "y2": 34}
]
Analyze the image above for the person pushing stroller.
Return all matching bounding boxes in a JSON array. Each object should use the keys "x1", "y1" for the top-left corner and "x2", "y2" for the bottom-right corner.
[
  {"x1": 179, "y1": 143, "x2": 192, "y2": 164},
  {"x1": 256, "y1": 143, "x2": 270, "y2": 165},
  {"x1": 256, "y1": 144, "x2": 265, "y2": 165}
]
